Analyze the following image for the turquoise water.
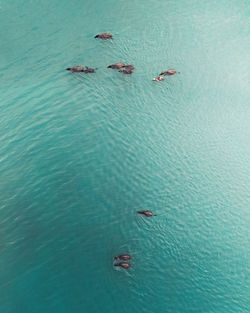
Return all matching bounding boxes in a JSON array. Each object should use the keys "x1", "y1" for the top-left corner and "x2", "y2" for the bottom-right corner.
[{"x1": 0, "y1": 0, "x2": 249, "y2": 312}]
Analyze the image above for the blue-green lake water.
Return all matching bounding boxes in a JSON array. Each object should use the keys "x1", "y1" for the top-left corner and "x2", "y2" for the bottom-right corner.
[{"x1": 0, "y1": 0, "x2": 249, "y2": 312}]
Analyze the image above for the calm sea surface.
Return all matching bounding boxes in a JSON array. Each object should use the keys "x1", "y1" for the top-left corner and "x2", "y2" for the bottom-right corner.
[{"x1": 0, "y1": 0, "x2": 249, "y2": 312}]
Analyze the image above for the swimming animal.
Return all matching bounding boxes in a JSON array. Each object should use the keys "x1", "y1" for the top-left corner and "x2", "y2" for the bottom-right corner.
[
  {"x1": 114, "y1": 262, "x2": 131, "y2": 269},
  {"x1": 107, "y1": 63, "x2": 126, "y2": 69},
  {"x1": 137, "y1": 210, "x2": 156, "y2": 217},
  {"x1": 66, "y1": 66, "x2": 95, "y2": 73},
  {"x1": 108, "y1": 63, "x2": 134, "y2": 74},
  {"x1": 114, "y1": 254, "x2": 132, "y2": 261},
  {"x1": 95, "y1": 33, "x2": 113, "y2": 40},
  {"x1": 123, "y1": 65, "x2": 134, "y2": 71},
  {"x1": 159, "y1": 69, "x2": 178, "y2": 76},
  {"x1": 119, "y1": 67, "x2": 133, "y2": 74}
]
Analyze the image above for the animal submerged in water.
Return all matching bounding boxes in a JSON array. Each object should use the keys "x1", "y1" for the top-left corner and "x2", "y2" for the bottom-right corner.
[
  {"x1": 107, "y1": 63, "x2": 126, "y2": 69},
  {"x1": 119, "y1": 65, "x2": 135, "y2": 74},
  {"x1": 107, "y1": 63, "x2": 135, "y2": 74},
  {"x1": 95, "y1": 33, "x2": 113, "y2": 40},
  {"x1": 66, "y1": 66, "x2": 96, "y2": 73},
  {"x1": 114, "y1": 254, "x2": 132, "y2": 261},
  {"x1": 159, "y1": 69, "x2": 179, "y2": 76},
  {"x1": 137, "y1": 210, "x2": 156, "y2": 217},
  {"x1": 114, "y1": 262, "x2": 131, "y2": 269}
]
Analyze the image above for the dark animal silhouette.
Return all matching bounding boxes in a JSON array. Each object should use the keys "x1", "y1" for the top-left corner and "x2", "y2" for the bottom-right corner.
[
  {"x1": 114, "y1": 262, "x2": 131, "y2": 269},
  {"x1": 137, "y1": 210, "x2": 156, "y2": 217},
  {"x1": 66, "y1": 66, "x2": 95, "y2": 73},
  {"x1": 95, "y1": 33, "x2": 113, "y2": 40},
  {"x1": 107, "y1": 63, "x2": 126, "y2": 69},
  {"x1": 108, "y1": 63, "x2": 134, "y2": 74},
  {"x1": 114, "y1": 254, "x2": 132, "y2": 261},
  {"x1": 119, "y1": 67, "x2": 133, "y2": 74},
  {"x1": 159, "y1": 69, "x2": 178, "y2": 76},
  {"x1": 123, "y1": 65, "x2": 134, "y2": 71}
]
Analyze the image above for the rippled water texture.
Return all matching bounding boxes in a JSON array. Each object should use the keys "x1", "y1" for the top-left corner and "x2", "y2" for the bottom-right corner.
[{"x1": 0, "y1": 0, "x2": 249, "y2": 312}]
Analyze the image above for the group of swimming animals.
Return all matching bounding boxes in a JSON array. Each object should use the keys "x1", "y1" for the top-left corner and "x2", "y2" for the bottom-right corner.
[
  {"x1": 114, "y1": 210, "x2": 157, "y2": 269},
  {"x1": 67, "y1": 32, "x2": 172, "y2": 269},
  {"x1": 66, "y1": 33, "x2": 179, "y2": 81}
]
